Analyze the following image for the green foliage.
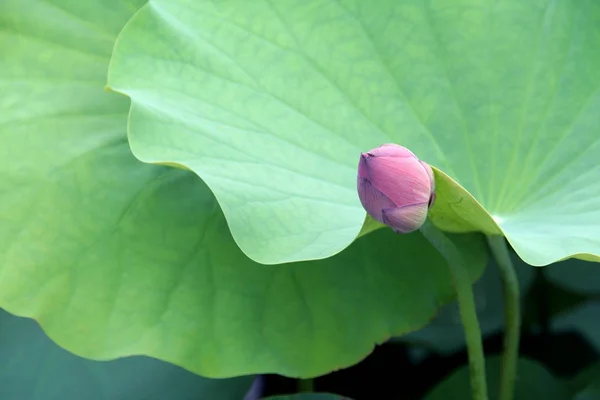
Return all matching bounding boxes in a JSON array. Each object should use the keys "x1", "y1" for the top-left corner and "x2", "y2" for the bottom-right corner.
[
  {"x1": 425, "y1": 357, "x2": 574, "y2": 400},
  {"x1": 553, "y1": 302, "x2": 600, "y2": 355},
  {"x1": 109, "y1": 0, "x2": 600, "y2": 266},
  {"x1": 0, "y1": 0, "x2": 491, "y2": 379},
  {"x1": 428, "y1": 358, "x2": 600, "y2": 400},
  {"x1": 546, "y1": 260, "x2": 600, "y2": 295},
  {"x1": 0, "y1": 309, "x2": 253, "y2": 400},
  {"x1": 2, "y1": 0, "x2": 600, "y2": 398},
  {"x1": 402, "y1": 249, "x2": 534, "y2": 353},
  {"x1": 571, "y1": 364, "x2": 600, "y2": 400}
]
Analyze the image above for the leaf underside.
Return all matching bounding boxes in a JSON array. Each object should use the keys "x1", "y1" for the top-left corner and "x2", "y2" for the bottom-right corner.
[{"x1": 0, "y1": 0, "x2": 487, "y2": 377}]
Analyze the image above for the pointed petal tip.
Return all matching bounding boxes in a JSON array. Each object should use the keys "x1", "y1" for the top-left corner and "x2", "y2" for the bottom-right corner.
[{"x1": 358, "y1": 153, "x2": 369, "y2": 179}]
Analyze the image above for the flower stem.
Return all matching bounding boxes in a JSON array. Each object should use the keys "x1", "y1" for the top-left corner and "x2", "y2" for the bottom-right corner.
[
  {"x1": 297, "y1": 378, "x2": 314, "y2": 393},
  {"x1": 420, "y1": 219, "x2": 488, "y2": 400},
  {"x1": 487, "y1": 235, "x2": 520, "y2": 400}
]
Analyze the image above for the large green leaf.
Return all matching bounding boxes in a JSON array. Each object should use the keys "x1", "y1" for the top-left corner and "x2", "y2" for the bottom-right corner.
[
  {"x1": 0, "y1": 309, "x2": 254, "y2": 400},
  {"x1": 108, "y1": 0, "x2": 600, "y2": 266},
  {"x1": 0, "y1": 0, "x2": 487, "y2": 377}
]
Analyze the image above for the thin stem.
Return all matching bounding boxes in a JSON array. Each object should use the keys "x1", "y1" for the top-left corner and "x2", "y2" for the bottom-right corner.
[
  {"x1": 297, "y1": 378, "x2": 314, "y2": 393},
  {"x1": 487, "y1": 235, "x2": 520, "y2": 400},
  {"x1": 420, "y1": 219, "x2": 488, "y2": 400}
]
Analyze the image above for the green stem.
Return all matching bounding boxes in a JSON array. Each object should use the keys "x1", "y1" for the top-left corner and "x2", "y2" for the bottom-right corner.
[
  {"x1": 420, "y1": 219, "x2": 488, "y2": 400},
  {"x1": 297, "y1": 378, "x2": 314, "y2": 393},
  {"x1": 487, "y1": 235, "x2": 520, "y2": 400}
]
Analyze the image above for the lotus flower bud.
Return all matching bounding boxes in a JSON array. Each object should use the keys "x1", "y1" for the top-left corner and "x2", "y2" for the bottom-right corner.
[{"x1": 357, "y1": 144, "x2": 436, "y2": 234}]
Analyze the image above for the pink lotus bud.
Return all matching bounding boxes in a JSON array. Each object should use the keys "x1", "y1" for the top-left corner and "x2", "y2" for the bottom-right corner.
[{"x1": 357, "y1": 144, "x2": 436, "y2": 233}]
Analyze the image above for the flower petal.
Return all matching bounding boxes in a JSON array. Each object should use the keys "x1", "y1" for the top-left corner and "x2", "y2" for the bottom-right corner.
[
  {"x1": 364, "y1": 156, "x2": 431, "y2": 206},
  {"x1": 357, "y1": 177, "x2": 395, "y2": 224},
  {"x1": 382, "y1": 203, "x2": 429, "y2": 234},
  {"x1": 369, "y1": 143, "x2": 415, "y2": 158}
]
